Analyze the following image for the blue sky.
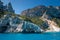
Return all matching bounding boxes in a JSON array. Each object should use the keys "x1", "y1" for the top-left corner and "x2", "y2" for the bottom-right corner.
[{"x1": 1, "y1": 0, "x2": 60, "y2": 14}]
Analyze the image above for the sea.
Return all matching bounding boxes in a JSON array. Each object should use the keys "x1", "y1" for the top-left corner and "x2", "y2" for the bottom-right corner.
[{"x1": 0, "y1": 32, "x2": 60, "y2": 40}]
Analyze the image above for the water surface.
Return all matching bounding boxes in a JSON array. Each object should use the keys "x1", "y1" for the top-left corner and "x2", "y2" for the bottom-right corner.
[{"x1": 0, "y1": 32, "x2": 60, "y2": 40}]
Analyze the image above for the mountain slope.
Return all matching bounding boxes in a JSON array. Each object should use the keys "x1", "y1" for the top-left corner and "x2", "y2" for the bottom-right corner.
[
  {"x1": 20, "y1": 5, "x2": 60, "y2": 32},
  {"x1": 21, "y1": 5, "x2": 60, "y2": 18},
  {"x1": 41, "y1": 12, "x2": 60, "y2": 32}
]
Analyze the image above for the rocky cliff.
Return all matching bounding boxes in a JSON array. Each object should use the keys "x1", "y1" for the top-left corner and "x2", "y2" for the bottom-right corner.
[
  {"x1": 21, "y1": 5, "x2": 60, "y2": 19},
  {"x1": 21, "y1": 5, "x2": 60, "y2": 32},
  {"x1": 0, "y1": 5, "x2": 60, "y2": 33},
  {"x1": 0, "y1": 14, "x2": 42, "y2": 33}
]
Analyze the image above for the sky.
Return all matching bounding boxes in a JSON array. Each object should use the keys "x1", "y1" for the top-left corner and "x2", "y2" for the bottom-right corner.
[{"x1": 1, "y1": 0, "x2": 60, "y2": 14}]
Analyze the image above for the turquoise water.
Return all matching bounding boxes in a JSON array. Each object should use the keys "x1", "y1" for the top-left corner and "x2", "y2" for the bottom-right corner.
[{"x1": 0, "y1": 32, "x2": 60, "y2": 40}]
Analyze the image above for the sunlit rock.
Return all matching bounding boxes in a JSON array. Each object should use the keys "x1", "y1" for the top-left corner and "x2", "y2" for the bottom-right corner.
[{"x1": 0, "y1": 14, "x2": 42, "y2": 33}]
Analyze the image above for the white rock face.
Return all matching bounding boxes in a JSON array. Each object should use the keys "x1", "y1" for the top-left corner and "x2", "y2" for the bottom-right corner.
[
  {"x1": 22, "y1": 21, "x2": 42, "y2": 32},
  {"x1": 41, "y1": 12, "x2": 60, "y2": 32},
  {"x1": 0, "y1": 14, "x2": 42, "y2": 33},
  {"x1": 14, "y1": 23, "x2": 23, "y2": 32},
  {"x1": 46, "y1": 20, "x2": 60, "y2": 32}
]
